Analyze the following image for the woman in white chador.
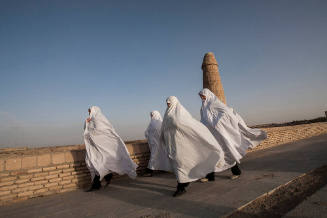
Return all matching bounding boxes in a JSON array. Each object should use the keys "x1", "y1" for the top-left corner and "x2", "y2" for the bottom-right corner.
[
  {"x1": 199, "y1": 88, "x2": 267, "y2": 178},
  {"x1": 160, "y1": 96, "x2": 226, "y2": 197},
  {"x1": 84, "y1": 106, "x2": 138, "y2": 191},
  {"x1": 144, "y1": 111, "x2": 172, "y2": 176}
]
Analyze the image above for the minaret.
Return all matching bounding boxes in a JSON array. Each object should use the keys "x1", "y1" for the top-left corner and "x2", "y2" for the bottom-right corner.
[{"x1": 202, "y1": 52, "x2": 226, "y2": 104}]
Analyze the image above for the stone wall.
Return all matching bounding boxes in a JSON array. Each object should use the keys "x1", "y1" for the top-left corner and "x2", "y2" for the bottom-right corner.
[
  {"x1": 1, "y1": 122, "x2": 327, "y2": 205},
  {"x1": 252, "y1": 122, "x2": 327, "y2": 152},
  {"x1": 0, "y1": 141, "x2": 150, "y2": 205}
]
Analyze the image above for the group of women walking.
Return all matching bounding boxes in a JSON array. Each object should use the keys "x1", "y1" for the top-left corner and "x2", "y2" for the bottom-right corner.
[{"x1": 83, "y1": 88, "x2": 267, "y2": 197}]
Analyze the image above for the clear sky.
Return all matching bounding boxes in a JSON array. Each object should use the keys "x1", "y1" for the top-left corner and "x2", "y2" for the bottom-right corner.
[{"x1": 0, "y1": 0, "x2": 326, "y2": 147}]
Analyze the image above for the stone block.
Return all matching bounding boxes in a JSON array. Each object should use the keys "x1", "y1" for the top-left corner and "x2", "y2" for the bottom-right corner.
[
  {"x1": 0, "y1": 159, "x2": 4, "y2": 171},
  {"x1": 0, "y1": 193, "x2": 17, "y2": 201},
  {"x1": 64, "y1": 152, "x2": 74, "y2": 162},
  {"x1": 43, "y1": 166, "x2": 56, "y2": 172},
  {"x1": 27, "y1": 168, "x2": 42, "y2": 174},
  {"x1": 33, "y1": 180, "x2": 48, "y2": 185},
  {"x1": 0, "y1": 176, "x2": 16, "y2": 183},
  {"x1": 29, "y1": 185, "x2": 44, "y2": 191},
  {"x1": 59, "y1": 172, "x2": 71, "y2": 178},
  {"x1": 0, "y1": 184, "x2": 16, "y2": 191},
  {"x1": 0, "y1": 190, "x2": 11, "y2": 196},
  {"x1": 59, "y1": 180, "x2": 71, "y2": 185},
  {"x1": 62, "y1": 175, "x2": 74, "y2": 181},
  {"x1": 34, "y1": 188, "x2": 48, "y2": 194},
  {"x1": 15, "y1": 179, "x2": 30, "y2": 184},
  {"x1": 18, "y1": 174, "x2": 33, "y2": 180},
  {"x1": 22, "y1": 156, "x2": 37, "y2": 169},
  {"x1": 52, "y1": 153, "x2": 65, "y2": 164},
  {"x1": 17, "y1": 182, "x2": 34, "y2": 188},
  {"x1": 37, "y1": 154, "x2": 51, "y2": 167},
  {"x1": 70, "y1": 163, "x2": 82, "y2": 168},
  {"x1": 57, "y1": 164, "x2": 69, "y2": 169},
  {"x1": 44, "y1": 182, "x2": 58, "y2": 188},
  {"x1": 18, "y1": 191, "x2": 33, "y2": 198},
  {"x1": 63, "y1": 168, "x2": 74, "y2": 173},
  {"x1": 5, "y1": 158, "x2": 22, "y2": 170},
  {"x1": 45, "y1": 174, "x2": 58, "y2": 180},
  {"x1": 12, "y1": 186, "x2": 31, "y2": 193},
  {"x1": 0, "y1": 181, "x2": 14, "y2": 187},
  {"x1": 49, "y1": 185, "x2": 62, "y2": 191},
  {"x1": 0, "y1": 172, "x2": 9, "y2": 177},
  {"x1": 34, "y1": 172, "x2": 48, "y2": 177},
  {"x1": 49, "y1": 178, "x2": 61, "y2": 183},
  {"x1": 69, "y1": 151, "x2": 85, "y2": 162},
  {"x1": 49, "y1": 170, "x2": 62, "y2": 175},
  {"x1": 10, "y1": 170, "x2": 27, "y2": 176},
  {"x1": 31, "y1": 177, "x2": 46, "y2": 182}
]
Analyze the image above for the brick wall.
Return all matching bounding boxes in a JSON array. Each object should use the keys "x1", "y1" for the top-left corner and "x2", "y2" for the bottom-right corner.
[
  {"x1": 251, "y1": 122, "x2": 327, "y2": 152},
  {"x1": 1, "y1": 122, "x2": 327, "y2": 205},
  {"x1": 0, "y1": 141, "x2": 149, "y2": 205}
]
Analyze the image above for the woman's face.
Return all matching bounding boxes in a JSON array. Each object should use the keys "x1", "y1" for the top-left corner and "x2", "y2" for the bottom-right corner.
[
  {"x1": 88, "y1": 108, "x2": 91, "y2": 115},
  {"x1": 199, "y1": 94, "x2": 206, "y2": 102},
  {"x1": 167, "y1": 102, "x2": 171, "y2": 108}
]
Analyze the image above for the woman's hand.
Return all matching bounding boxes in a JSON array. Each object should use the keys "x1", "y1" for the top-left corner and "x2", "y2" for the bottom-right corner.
[{"x1": 86, "y1": 118, "x2": 92, "y2": 122}]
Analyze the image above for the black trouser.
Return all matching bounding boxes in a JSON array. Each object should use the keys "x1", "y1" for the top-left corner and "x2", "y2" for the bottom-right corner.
[
  {"x1": 205, "y1": 172, "x2": 215, "y2": 181},
  {"x1": 91, "y1": 175, "x2": 101, "y2": 189},
  {"x1": 146, "y1": 168, "x2": 153, "y2": 173},
  {"x1": 104, "y1": 173, "x2": 113, "y2": 183},
  {"x1": 231, "y1": 164, "x2": 241, "y2": 175},
  {"x1": 177, "y1": 182, "x2": 189, "y2": 191}
]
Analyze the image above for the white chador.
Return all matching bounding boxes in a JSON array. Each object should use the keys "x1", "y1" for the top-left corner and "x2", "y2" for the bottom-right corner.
[
  {"x1": 199, "y1": 88, "x2": 267, "y2": 167},
  {"x1": 84, "y1": 106, "x2": 138, "y2": 180},
  {"x1": 145, "y1": 111, "x2": 172, "y2": 172},
  {"x1": 160, "y1": 96, "x2": 226, "y2": 183}
]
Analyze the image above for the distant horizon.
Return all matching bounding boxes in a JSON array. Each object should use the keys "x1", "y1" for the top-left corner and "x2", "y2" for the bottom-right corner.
[
  {"x1": 1, "y1": 115, "x2": 326, "y2": 149},
  {"x1": 1, "y1": 0, "x2": 326, "y2": 148}
]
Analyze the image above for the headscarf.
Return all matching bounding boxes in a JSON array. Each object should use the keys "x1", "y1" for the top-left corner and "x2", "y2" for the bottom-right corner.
[
  {"x1": 199, "y1": 88, "x2": 267, "y2": 164},
  {"x1": 144, "y1": 110, "x2": 172, "y2": 171},
  {"x1": 84, "y1": 106, "x2": 137, "y2": 180},
  {"x1": 160, "y1": 96, "x2": 226, "y2": 183}
]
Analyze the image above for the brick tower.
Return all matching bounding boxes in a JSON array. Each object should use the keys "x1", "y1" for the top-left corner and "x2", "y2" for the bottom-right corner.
[{"x1": 202, "y1": 52, "x2": 226, "y2": 104}]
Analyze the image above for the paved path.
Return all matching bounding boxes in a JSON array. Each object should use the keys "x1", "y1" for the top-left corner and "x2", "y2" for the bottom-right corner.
[
  {"x1": 284, "y1": 184, "x2": 327, "y2": 218},
  {"x1": 1, "y1": 134, "x2": 327, "y2": 218}
]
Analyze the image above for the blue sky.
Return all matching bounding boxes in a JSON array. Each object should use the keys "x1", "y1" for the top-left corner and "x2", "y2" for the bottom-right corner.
[{"x1": 0, "y1": 0, "x2": 326, "y2": 147}]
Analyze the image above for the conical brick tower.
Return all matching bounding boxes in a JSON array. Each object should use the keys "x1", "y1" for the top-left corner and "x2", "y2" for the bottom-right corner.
[{"x1": 202, "y1": 52, "x2": 226, "y2": 104}]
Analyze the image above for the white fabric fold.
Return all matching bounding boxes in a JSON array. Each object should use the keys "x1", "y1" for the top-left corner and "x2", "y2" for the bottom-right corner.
[
  {"x1": 84, "y1": 106, "x2": 137, "y2": 180},
  {"x1": 199, "y1": 88, "x2": 267, "y2": 166},
  {"x1": 145, "y1": 111, "x2": 172, "y2": 171},
  {"x1": 160, "y1": 96, "x2": 226, "y2": 183}
]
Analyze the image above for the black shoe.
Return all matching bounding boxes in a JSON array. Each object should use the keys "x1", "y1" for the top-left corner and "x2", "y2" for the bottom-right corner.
[
  {"x1": 104, "y1": 173, "x2": 113, "y2": 188},
  {"x1": 173, "y1": 188, "x2": 186, "y2": 197},
  {"x1": 142, "y1": 168, "x2": 153, "y2": 177},
  {"x1": 173, "y1": 182, "x2": 188, "y2": 197},
  {"x1": 205, "y1": 172, "x2": 215, "y2": 181},
  {"x1": 231, "y1": 164, "x2": 242, "y2": 176},
  {"x1": 85, "y1": 175, "x2": 101, "y2": 192}
]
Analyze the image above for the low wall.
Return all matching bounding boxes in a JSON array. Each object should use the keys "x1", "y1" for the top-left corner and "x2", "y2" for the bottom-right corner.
[
  {"x1": 1, "y1": 122, "x2": 327, "y2": 205},
  {"x1": 0, "y1": 141, "x2": 150, "y2": 205},
  {"x1": 253, "y1": 122, "x2": 327, "y2": 152}
]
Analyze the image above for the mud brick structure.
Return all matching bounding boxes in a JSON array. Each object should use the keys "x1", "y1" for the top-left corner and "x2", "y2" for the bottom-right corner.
[{"x1": 202, "y1": 52, "x2": 226, "y2": 104}]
